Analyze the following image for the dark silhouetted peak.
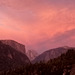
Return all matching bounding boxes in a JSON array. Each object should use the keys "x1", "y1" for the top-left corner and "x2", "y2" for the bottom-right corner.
[
  {"x1": 0, "y1": 40, "x2": 26, "y2": 54},
  {"x1": 62, "y1": 46, "x2": 69, "y2": 49}
]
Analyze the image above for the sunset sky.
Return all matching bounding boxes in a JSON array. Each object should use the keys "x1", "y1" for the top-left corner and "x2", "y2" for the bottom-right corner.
[{"x1": 0, "y1": 0, "x2": 75, "y2": 53}]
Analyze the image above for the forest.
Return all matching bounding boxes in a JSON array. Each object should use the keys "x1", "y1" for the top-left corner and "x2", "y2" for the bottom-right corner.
[{"x1": 0, "y1": 49, "x2": 75, "y2": 75}]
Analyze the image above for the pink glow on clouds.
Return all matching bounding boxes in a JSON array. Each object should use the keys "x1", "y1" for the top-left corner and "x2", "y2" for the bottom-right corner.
[{"x1": 0, "y1": 0, "x2": 75, "y2": 53}]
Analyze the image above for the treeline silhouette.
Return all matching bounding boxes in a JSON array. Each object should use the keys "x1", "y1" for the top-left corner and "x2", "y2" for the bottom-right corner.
[{"x1": 0, "y1": 49, "x2": 75, "y2": 75}]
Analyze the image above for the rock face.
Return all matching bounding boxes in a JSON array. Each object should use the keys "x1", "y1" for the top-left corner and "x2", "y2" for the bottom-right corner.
[
  {"x1": 0, "y1": 40, "x2": 26, "y2": 54},
  {"x1": 33, "y1": 46, "x2": 71, "y2": 63},
  {"x1": 0, "y1": 41, "x2": 30, "y2": 71},
  {"x1": 27, "y1": 50, "x2": 38, "y2": 61}
]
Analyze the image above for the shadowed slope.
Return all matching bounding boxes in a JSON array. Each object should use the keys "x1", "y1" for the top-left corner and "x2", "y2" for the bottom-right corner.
[{"x1": 0, "y1": 41, "x2": 30, "y2": 71}]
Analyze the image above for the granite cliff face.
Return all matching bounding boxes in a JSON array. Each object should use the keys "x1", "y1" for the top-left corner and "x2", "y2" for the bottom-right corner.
[
  {"x1": 33, "y1": 46, "x2": 72, "y2": 63},
  {"x1": 0, "y1": 40, "x2": 26, "y2": 54},
  {"x1": 27, "y1": 50, "x2": 38, "y2": 61},
  {"x1": 0, "y1": 41, "x2": 30, "y2": 71}
]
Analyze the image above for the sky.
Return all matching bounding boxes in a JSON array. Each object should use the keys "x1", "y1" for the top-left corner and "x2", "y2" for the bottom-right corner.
[{"x1": 0, "y1": 0, "x2": 75, "y2": 53}]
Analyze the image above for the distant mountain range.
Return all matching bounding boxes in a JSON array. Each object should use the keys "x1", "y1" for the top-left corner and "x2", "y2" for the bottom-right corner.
[
  {"x1": 0, "y1": 40, "x2": 30, "y2": 71},
  {"x1": 0, "y1": 39, "x2": 75, "y2": 73},
  {"x1": 1, "y1": 47, "x2": 74, "y2": 75},
  {"x1": 32, "y1": 46, "x2": 75, "y2": 63}
]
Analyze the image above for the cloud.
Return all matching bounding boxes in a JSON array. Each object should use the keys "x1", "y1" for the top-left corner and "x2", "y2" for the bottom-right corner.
[
  {"x1": 36, "y1": 29, "x2": 75, "y2": 52},
  {"x1": 0, "y1": 0, "x2": 75, "y2": 53}
]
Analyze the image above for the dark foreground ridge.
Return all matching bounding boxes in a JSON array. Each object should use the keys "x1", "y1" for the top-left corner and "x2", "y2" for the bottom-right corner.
[
  {"x1": 0, "y1": 47, "x2": 75, "y2": 75},
  {"x1": 0, "y1": 41, "x2": 30, "y2": 71}
]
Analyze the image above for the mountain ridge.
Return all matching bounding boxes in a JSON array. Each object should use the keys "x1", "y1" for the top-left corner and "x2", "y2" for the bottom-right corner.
[
  {"x1": 32, "y1": 46, "x2": 75, "y2": 63},
  {"x1": 0, "y1": 40, "x2": 26, "y2": 54},
  {"x1": 0, "y1": 40, "x2": 30, "y2": 71}
]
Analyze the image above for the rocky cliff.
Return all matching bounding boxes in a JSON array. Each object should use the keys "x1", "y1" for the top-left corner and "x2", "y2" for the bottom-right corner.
[
  {"x1": 33, "y1": 46, "x2": 73, "y2": 63},
  {"x1": 27, "y1": 50, "x2": 38, "y2": 60},
  {"x1": 0, "y1": 40, "x2": 26, "y2": 54},
  {"x1": 0, "y1": 41, "x2": 30, "y2": 71}
]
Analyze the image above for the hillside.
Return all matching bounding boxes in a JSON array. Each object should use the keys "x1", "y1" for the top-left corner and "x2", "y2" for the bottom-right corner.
[
  {"x1": 33, "y1": 46, "x2": 71, "y2": 63},
  {"x1": 0, "y1": 41, "x2": 30, "y2": 71},
  {"x1": 0, "y1": 48, "x2": 75, "y2": 75}
]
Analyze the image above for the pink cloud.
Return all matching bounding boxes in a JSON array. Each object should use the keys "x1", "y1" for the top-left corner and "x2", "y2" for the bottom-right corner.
[{"x1": 0, "y1": 0, "x2": 75, "y2": 53}]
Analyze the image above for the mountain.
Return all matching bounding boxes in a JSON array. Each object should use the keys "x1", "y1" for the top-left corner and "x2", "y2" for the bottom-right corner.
[
  {"x1": 27, "y1": 50, "x2": 38, "y2": 60},
  {"x1": 0, "y1": 40, "x2": 26, "y2": 54},
  {"x1": 0, "y1": 41, "x2": 30, "y2": 71},
  {"x1": 1, "y1": 49, "x2": 75, "y2": 75},
  {"x1": 33, "y1": 46, "x2": 74, "y2": 63}
]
